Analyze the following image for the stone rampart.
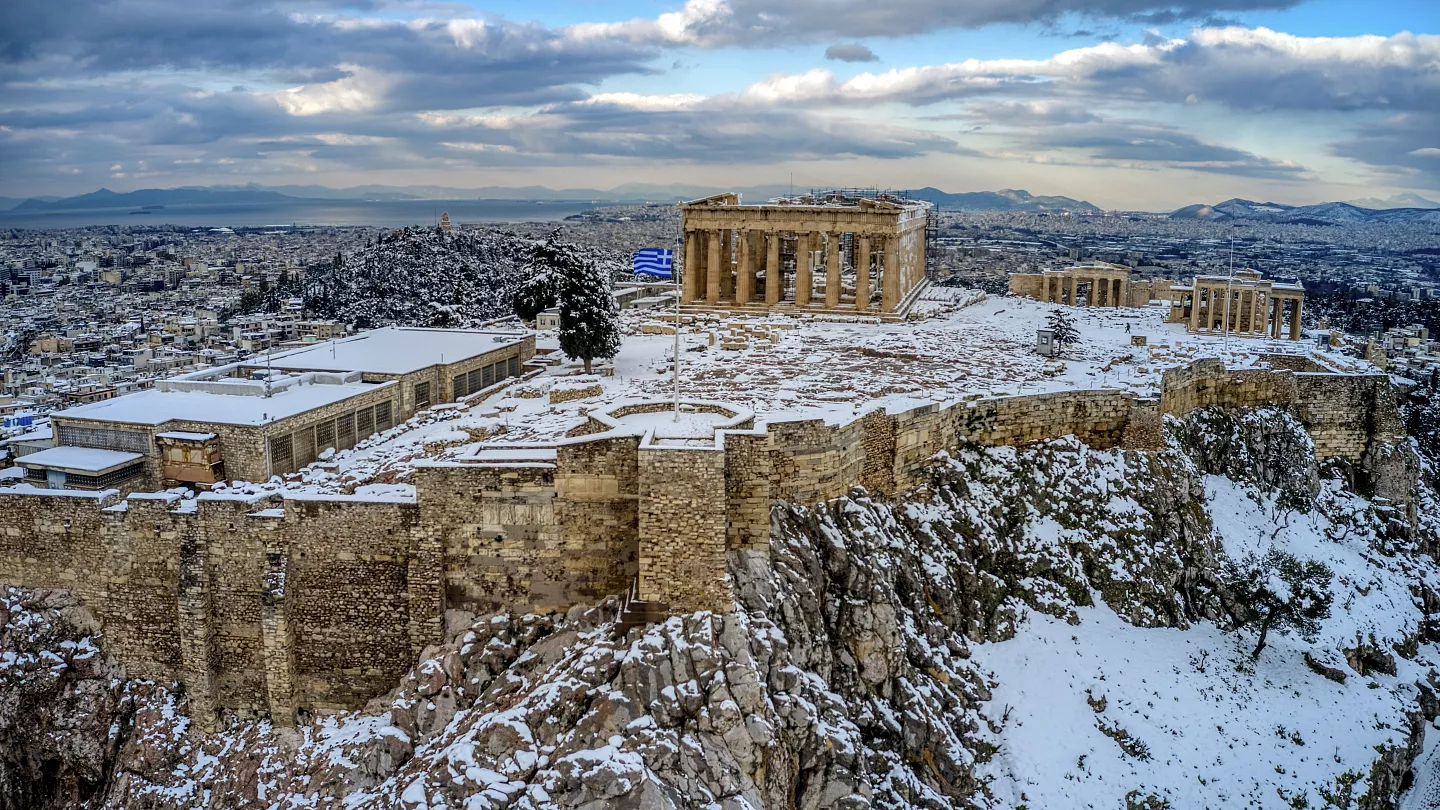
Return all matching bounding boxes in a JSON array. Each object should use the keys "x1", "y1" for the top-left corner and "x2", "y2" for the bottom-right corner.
[{"x1": 0, "y1": 358, "x2": 1409, "y2": 728}]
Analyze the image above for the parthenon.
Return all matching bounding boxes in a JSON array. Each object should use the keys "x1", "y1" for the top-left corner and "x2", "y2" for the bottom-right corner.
[
  {"x1": 678, "y1": 191, "x2": 931, "y2": 320},
  {"x1": 1170, "y1": 269, "x2": 1306, "y2": 341}
]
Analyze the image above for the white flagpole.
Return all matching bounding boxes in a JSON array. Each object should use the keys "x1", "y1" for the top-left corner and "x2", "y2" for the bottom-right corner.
[{"x1": 673, "y1": 237, "x2": 681, "y2": 420}]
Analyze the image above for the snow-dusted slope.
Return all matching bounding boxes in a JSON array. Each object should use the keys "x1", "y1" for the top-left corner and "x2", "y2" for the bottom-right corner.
[
  {"x1": 5, "y1": 407, "x2": 1440, "y2": 810},
  {"x1": 292, "y1": 227, "x2": 628, "y2": 329}
]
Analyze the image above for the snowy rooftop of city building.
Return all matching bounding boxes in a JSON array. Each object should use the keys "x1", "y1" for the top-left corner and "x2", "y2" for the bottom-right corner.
[
  {"x1": 56, "y1": 377, "x2": 393, "y2": 427},
  {"x1": 260, "y1": 326, "x2": 528, "y2": 375},
  {"x1": 20, "y1": 446, "x2": 143, "y2": 473}
]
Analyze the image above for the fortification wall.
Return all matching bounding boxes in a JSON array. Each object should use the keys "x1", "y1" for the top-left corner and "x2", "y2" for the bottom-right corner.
[
  {"x1": 637, "y1": 446, "x2": 729, "y2": 611},
  {"x1": 0, "y1": 357, "x2": 1410, "y2": 728}
]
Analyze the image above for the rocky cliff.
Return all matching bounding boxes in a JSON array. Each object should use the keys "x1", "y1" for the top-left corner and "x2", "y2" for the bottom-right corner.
[{"x1": 4, "y1": 406, "x2": 1440, "y2": 809}]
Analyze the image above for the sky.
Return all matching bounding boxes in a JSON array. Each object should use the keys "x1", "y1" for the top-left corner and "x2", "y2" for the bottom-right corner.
[{"x1": 0, "y1": 0, "x2": 1436, "y2": 210}]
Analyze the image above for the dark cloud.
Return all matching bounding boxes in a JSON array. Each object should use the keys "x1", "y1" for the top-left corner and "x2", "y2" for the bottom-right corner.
[
  {"x1": 0, "y1": 0, "x2": 658, "y2": 108},
  {"x1": 825, "y1": 43, "x2": 879, "y2": 63},
  {"x1": 589, "y1": 0, "x2": 1305, "y2": 48},
  {"x1": 1330, "y1": 113, "x2": 1440, "y2": 190},
  {"x1": 1020, "y1": 119, "x2": 1307, "y2": 179}
]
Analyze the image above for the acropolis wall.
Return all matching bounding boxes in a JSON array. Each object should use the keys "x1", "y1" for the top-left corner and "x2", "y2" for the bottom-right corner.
[{"x1": 0, "y1": 358, "x2": 1409, "y2": 728}]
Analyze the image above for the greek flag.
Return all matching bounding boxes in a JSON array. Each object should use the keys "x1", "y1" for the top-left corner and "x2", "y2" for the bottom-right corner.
[{"x1": 632, "y1": 247, "x2": 674, "y2": 278}]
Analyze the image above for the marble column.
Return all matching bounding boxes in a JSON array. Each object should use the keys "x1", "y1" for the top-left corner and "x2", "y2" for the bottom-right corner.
[
  {"x1": 706, "y1": 229, "x2": 722, "y2": 304},
  {"x1": 1290, "y1": 299, "x2": 1303, "y2": 340},
  {"x1": 683, "y1": 230, "x2": 699, "y2": 302},
  {"x1": 825, "y1": 232, "x2": 842, "y2": 308},
  {"x1": 1189, "y1": 285, "x2": 1202, "y2": 331},
  {"x1": 795, "y1": 232, "x2": 813, "y2": 306},
  {"x1": 765, "y1": 233, "x2": 782, "y2": 305},
  {"x1": 736, "y1": 230, "x2": 753, "y2": 305},
  {"x1": 856, "y1": 235, "x2": 871, "y2": 312},
  {"x1": 1271, "y1": 299, "x2": 1282, "y2": 339},
  {"x1": 882, "y1": 237, "x2": 899, "y2": 312},
  {"x1": 719, "y1": 229, "x2": 735, "y2": 301}
]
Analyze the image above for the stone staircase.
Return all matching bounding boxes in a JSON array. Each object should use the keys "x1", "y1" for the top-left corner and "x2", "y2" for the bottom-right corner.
[{"x1": 616, "y1": 577, "x2": 670, "y2": 636}]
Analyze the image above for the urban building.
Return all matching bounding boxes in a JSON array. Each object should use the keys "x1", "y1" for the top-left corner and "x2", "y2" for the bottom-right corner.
[{"x1": 26, "y1": 327, "x2": 535, "y2": 491}]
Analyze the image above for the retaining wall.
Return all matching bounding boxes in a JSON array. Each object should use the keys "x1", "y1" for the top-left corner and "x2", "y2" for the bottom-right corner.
[{"x1": 0, "y1": 358, "x2": 1407, "y2": 728}]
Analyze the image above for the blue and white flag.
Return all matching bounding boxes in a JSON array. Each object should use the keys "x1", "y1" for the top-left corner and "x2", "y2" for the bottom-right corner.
[{"x1": 632, "y1": 248, "x2": 674, "y2": 278}]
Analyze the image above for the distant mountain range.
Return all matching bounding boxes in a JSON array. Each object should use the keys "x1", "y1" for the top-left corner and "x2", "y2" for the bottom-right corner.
[
  {"x1": 903, "y1": 187, "x2": 1100, "y2": 213},
  {"x1": 1168, "y1": 197, "x2": 1440, "y2": 225},
  {"x1": 8, "y1": 184, "x2": 1440, "y2": 221},
  {"x1": 1344, "y1": 193, "x2": 1440, "y2": 210},
  {"x1": 4, "y1": 183, "x2": 1105, "y2": 214}
]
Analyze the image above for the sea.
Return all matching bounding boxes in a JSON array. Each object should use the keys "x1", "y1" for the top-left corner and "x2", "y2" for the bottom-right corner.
[{"x1": 0, "y1": 199, "x2": 604, "y2": 229}]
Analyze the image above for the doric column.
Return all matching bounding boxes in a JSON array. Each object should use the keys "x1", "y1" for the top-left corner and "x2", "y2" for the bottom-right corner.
[
  {"x1": 706, "y1": 229, "x2": 722, "y2": 304},
  {"x1": 765, "y1": 233, "x2": 782, "y2": 305},
  {"x1": 882, "y1": 236, "x2": 899, "y2": 312},
  {"x1": 682, "y1": 230, "x2": 698, "y2": 301},
  {"x1": 855, "y1": 234, "x2": 871, "y2": 311},
  {"x1": 1189, "y1": 285, "x2": 1202, "y2": 331},
  {"x1": 737, "y1": 230, "x2": 753, "y2": 305},
  {"x1": 795, "y1": 232, "x2": 813, "y2": 306},
  {"x1": 1271, "y1": 299, "x2": 1282, "y2": 339},
  {"x1": 1290, "y1": 299, "x2": 1303, "y2": 340},
  {"x1": 719, "y1": 229, "x2": 735, "y2": 301},
  {"x1": 825, "y1": 232, "x2": 841, "y2": 308}
]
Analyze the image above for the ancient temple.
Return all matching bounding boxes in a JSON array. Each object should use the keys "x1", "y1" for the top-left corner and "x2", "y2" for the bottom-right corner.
[
  {"x1": 1169, "y1": 269, "x2": 1306, "y2": 340},
  {"x1": 678, "y1": 192, "x2": 931, "y2": 320}
]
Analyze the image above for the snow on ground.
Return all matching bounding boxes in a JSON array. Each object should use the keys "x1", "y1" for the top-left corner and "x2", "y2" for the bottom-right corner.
[
  {"x1": 216, "y1": 289, "x2": 1355, "y2": 498},
  {"x1": 976, "y1": 605, "x2": 1422, "y2": 809},
  {"x1": 976, "y1": 470, "x2": 1430, "y2": 810}
]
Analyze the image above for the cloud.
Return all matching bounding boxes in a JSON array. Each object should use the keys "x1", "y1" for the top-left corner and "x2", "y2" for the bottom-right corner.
[
  {"x1": 948, "y1": 100, "x2": 1102, "y2": 125},
  {"x1": 418, "y1": 98, "x2": 972, "y2": 164},
  {"x1": 731, "y1": 28, "x2": 1440, "y2": 113},
  {"x1": 1330, "y1": 113, "x2": 1440, "y2": 190},
  {"x1": 570, "y1": 0, "x2": 1305, "y2": 48},
  {"x1": 1018, "y1": 119, "x2": 1308, "y2": 179},
  {"x1": 825, "y1": 43, "x2": 879, "y2": 63}
]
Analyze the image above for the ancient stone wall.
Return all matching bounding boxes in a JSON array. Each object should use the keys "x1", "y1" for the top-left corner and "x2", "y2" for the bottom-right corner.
[
  {"x1": 1007, "y1": 273, "x2": 1045, "y2": 299},
  {"x1": 555, "y1": 436, "x2": 641, "y2": 602},
  {"x1": 637, "y1": 446, "x2": 730, "y2": 611},
  {"x1": 0, "y1": 358, "x2": 1411, "y2": 728}
]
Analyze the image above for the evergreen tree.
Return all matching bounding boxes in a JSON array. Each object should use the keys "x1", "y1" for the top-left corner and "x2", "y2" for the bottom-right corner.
[
  {"x1": 1045, "y1": 308, "x2": 1081, "y2": 355},
  {"x1": 1221, "y1": 548, "x2": 1333, "y2": 658},
  {"x1": 547, "y1": 231, "x2": 620, "y2": 373}
]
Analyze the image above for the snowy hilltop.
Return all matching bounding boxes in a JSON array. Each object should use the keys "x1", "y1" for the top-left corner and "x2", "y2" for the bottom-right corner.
[
  {"x1": 285, "y1": 227, "x2": 629, "y2": 329},
  {"x1": 6, "y1": 403, "x2": 1440, "y2": 809}
]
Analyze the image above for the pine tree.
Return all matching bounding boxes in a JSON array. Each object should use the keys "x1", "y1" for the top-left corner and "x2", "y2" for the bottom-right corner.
[
  {"x1": 1045, "y1": 308, "x2": 1080, "y2": 355},
  {"x1": 547, "y1": 231, "x2": 620, "y2": 374}
]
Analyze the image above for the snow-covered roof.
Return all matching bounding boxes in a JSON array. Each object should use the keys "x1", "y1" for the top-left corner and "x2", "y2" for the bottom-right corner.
[
  {"x1": 260, "y1": 327, "x2": 528, "y2": 376},
  {"x1": 55, "y1": 378, "x2": 394, "y2": 428},
  {"x1": 156, "y1": 431, "x2": 218, "y2": 442},
  {"x1": 21, "y1": 446, "x2": 144, "y2": 473}
]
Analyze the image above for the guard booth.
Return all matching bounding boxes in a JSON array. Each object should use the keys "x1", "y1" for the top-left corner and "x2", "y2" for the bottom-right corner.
[{"x1": 1035, "y1": 328, "x2": 1060, "y2": 357}]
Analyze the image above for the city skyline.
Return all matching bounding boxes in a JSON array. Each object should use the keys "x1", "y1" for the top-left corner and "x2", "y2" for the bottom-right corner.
[{"x1": 1, "y1": 0, "x2": 1436, "y2": 209}]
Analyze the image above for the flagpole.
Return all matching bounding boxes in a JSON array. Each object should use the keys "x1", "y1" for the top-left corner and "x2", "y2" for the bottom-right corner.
[{"x1": 673, "y1": 223, "x2": 682, "y2": 421}]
